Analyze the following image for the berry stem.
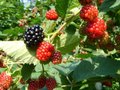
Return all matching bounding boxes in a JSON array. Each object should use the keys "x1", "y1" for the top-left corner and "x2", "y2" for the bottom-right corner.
[
  {"x1": 50, "y1": 10, "x2": 80, "y2": 41},
  {"x1": 50, "y1": 22, "x2": 67, "y2": 41},
  {"x1": 42, "y1": 63, "x2": 45, "y2": 74},
  {"x1": 66, "y1": 76, "x2": 72, "y2": 84}
]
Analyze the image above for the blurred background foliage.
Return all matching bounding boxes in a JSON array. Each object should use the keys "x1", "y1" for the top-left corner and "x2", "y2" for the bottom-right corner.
[{"x1": 0, "y1": 0, "x2": 24, "y2": 40}]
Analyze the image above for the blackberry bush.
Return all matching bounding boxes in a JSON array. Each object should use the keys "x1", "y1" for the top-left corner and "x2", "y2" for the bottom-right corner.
[{"x1": 0, "y1": 0, "x2": 120, "y2": 90}]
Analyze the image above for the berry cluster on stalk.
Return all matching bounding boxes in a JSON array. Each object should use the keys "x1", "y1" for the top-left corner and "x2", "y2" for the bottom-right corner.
[
  {"x1": 23, "y1": 9, "x2": 60, "y2": 90},
  {"x1": 23, "y1": 24, "x2": 62, "y2": 64},
  {"x1": 36, "y1": 41, "x2": 62, "y2": 64},
  {"x1": 28, "y1": 76, "x2": 56, "y2": 90},
  {"x1": 79, "y1": 0, "x2": 107, "y2": 40}
]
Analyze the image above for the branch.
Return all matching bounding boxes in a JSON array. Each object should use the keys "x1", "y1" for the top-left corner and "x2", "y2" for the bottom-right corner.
[{"x1": 50, "y1": 9, "x2": 80, "y2": 41}]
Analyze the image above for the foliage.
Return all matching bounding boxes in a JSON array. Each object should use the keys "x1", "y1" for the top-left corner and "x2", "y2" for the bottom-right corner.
[{"x1": 0, "y1": 0, "x2": 120, "y2": 90}]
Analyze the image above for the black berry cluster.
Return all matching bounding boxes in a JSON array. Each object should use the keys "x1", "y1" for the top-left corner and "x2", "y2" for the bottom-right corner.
[{"x1": 23, "y1": 25, "x2": 44, "y2": 47}]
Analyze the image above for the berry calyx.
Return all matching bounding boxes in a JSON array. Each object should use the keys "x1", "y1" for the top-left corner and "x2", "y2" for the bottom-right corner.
[
  {"x1": 85, "y1": 18, "x2": 107, "y2": 39},
  {"x1": 46, "y1": 77, "x2": 56, "y2": 90},
  {"x1": 51, "y1": 51, "x2": 62, "y2": 64},
  {"x1": 36, "y1": 41, "x2": 55, "y2": 62},
  {"x1": 23, "y1": 25, "x2": 44, "y2": 47},
  {"x1": 78, "y1": 0, "x2": 92, "y2": 5},
  {"x1": 38, "y1": 76, "x2": 46, "y2": 89},
  {"x1": 46, "y1": 9, "x2": 58, "y2": 20},
  {"x1": 80, "y1": 5, "x2": 98, "y2": 22},
  {"x1": 0, "y1": 72, "x2": 12, "y2": 90}
]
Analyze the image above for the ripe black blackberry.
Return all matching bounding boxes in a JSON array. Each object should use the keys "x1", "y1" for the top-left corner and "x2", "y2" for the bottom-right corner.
[{"x1": 23, "y1": 25, "x2": 44, "y2": 47}]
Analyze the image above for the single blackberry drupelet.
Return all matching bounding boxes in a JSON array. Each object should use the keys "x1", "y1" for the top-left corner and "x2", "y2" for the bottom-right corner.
[{"x1": 23, "y1": 25, "x2": 44, "y2": 47}]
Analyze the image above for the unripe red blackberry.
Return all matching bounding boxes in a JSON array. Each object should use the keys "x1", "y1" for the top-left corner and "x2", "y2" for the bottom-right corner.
[
  {"x1": 38, "y1": 76, "x2": 46, "y2": 89},
  {"x1": 51, "y1": 51, "x2": 62, "y2": 64},
  {"x1": 80, "y1": 5, "x2": 98, "y2": 22},
  {"x1": 0, "y1": 86, "x2": 3, "y2": 90},
  {"x1": 46, "y1": 9, "x2": 58, "y2": 20},
  {"x1": 36, "y1": 41, "x2": 55, "y2": 62},
  {"x1": 102, "y1": 80, "x2": 112, "y2": 87},
  {"x1": 85, "y1": 18, "x2": 107, "y2": 39},
  {"x1": 0, "y1": 72, "x2": 12, "y2": 89},
  {"x1": 23, "y1": 25, "x2": 44, "y2": 47},
  {"x1": 28, "y1": 80, "x2": 39, "y2": 90},
  {"x1": 46, "y1": 77, "x2": 56, "y2": 90},
  {"x1": 78, "y1": 0, "x2": 92, "y2": 5},
  {"x1": 98, "y1": 0, "x2": 104, "y2": 5}
]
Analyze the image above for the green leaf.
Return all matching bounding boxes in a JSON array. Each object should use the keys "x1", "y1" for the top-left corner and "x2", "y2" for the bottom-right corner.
[
  {"x1": 35, "y1": 63, "x2": 42, "y2": 72},
  {"x1": 31, "y1": 72, "x2": 41, "y2": 79},
  {"x1": 21, "y1": 64, "x2": 34, "y2": 81},
  {"x1": 0, "y1": 68, "x2": 7, "y2": 73},
  {"x1": 75, "y1": 53, "x2": 94, "y2": 59},
  {"x1": 44, "y1": 20, "x2": 56, "y2": 33},
  {"x1": 55, "y1": 0, "x2": 69, "y2": 18},
  {"x1": 0, "y1": 31, "x2": 7, "y2": 39},
  {"x1": 110, "y1": 0, "x2": 120, "y2": 8},
  {"x1": 67, "y1": 0, "x2": 80, "y2": 10},
  {"x1": 58, "y1": 29, "x2": 80, "y2": 54},
  {"x1": 0, "y1": 41, "x2": 39, "y2": 64},
  {"x1": 99, "y1": 0, "x2": 120, "y2": 12},
  {"x1": 72, "y1": 59, "x2": 95, "y2": 82},
  {"x1": 72, "y1": 56, "x2": 120, "y2": 82},
  {"x1": 54, "y1": 61, "x2": 80, "y2": 76},
  {"x1": 3, "y1": 27, "x2": 24, "y2": 36},
  {"x1": 93, "y1": 56, "x2": 120, "y2": 75},
  {"x1": 54, "y1": 87, "x2": 64, "y2": 90}
]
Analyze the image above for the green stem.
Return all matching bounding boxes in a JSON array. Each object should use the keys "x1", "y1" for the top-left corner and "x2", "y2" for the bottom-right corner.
[
  {"x1": 66, "y1": 76, "x2": 72, "y2": 84},
  {"x1": 50, "y1": 22, "x2": 67, "y2": 41},
  {"x1": 60, "y1": 85, "x2": 71, "y2": 87},
  {"x1": 42, "y1": 63, "x2": 45, "y2": 75},
  {"x1": 50, "y1": 10, "x2": 80, "y2": 42}
]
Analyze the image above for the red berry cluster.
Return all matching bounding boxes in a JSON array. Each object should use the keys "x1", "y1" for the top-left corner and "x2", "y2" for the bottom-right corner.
[
  {"x1": 28, "y1": 76, "x2": 46, "y2": 90},
  {"x1": 0, "y1": 61, "x2": 6, "y2": 68},
  {"x1": 98, "y1": 0, "x2": 104, "y2": 5},
  {"x1": 0, "y1": 72, "x2": 12, "y2": 90},
  {"x1": 28, "y1": 76, "x2": 56, "y2": 90},
  {"x1": 78, "y1": 0, "x2": 104, "y2": 6},
  {"x1": 79, "y1": 1, "x2": 107, "y2": 40},
  {"x1": 36, "y1": 41, "x2": 62, "y2": 64},
  {"x1": 80, "y1": 5, "x2": 98, "y2": 22},
  {"x1": 46, "y1": 9, "x2": 58, "y2": 20},
  {"x1": 78, "y1": 0, "x2": 92, "y2": 5},
  {"x1": 102, "y1": 80, "x2": 112, "y2": 87}
]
